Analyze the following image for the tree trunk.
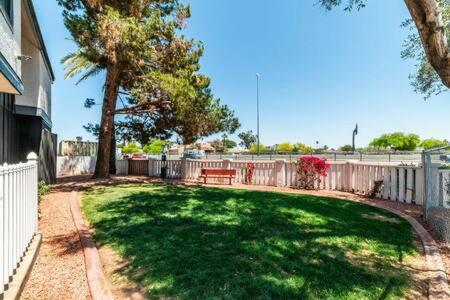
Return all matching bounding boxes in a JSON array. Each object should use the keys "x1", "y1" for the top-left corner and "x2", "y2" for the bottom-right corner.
[
  {"x1": 93, "y1": 63, "x2": 120, "y2": 178},
  {"x1": 109, "y1": 123, "x2": 117, "y2": 175},
  {"x1": 405, "y1": 0, "x2": 450, "y2": 88}
]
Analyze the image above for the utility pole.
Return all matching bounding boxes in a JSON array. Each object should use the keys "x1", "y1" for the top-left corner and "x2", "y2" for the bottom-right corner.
[{"x1": 256, "y1": 73, "x2": 261, "y2": 156}]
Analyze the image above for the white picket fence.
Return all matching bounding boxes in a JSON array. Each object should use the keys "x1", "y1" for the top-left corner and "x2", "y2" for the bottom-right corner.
[
  {"x1": 117, "y1": 159, "x2": 426, "y2": 205},
  {"x1": 0, "y1": 154, "x2": 39, "y2": 295}
]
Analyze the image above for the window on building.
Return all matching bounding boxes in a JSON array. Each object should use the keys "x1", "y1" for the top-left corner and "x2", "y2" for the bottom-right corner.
[{"x1": 0, "y1": 0, "x2": 13, "y2": 25}]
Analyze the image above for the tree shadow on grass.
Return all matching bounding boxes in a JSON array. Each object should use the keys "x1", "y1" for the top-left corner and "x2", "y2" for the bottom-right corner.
[{"x1": 83, "y1": 183, "x2": 417, "y2": 299}]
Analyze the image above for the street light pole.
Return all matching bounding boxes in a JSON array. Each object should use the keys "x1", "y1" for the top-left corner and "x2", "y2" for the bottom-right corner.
[{"x1": 256, "y1": 73, "x2": 260, "y2": 156}]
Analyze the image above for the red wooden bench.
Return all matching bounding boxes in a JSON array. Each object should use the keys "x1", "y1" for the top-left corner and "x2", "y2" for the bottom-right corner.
[{"x1": 200, "y1": 169, "x2": 236, "y2": 185}]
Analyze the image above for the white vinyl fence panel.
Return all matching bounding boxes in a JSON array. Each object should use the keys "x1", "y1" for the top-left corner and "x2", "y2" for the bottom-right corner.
[
  {"x1": 117, "y1": 158, "x2": 425, "y2": 206},
  {"x1": 57, "y1": 156, "x2": 96, "y2": 177},
  {"x1": 0, "y1": 156, "x2": 39, "y2": 295}
]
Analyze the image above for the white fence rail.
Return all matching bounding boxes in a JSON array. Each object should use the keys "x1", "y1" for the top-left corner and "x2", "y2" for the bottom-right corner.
[
  {"x1": 0, "y1": 154, "x2": 39, "y2": 295},
  {"x1": 117, "y1": 159, "x2": 425, "y2": 206}
]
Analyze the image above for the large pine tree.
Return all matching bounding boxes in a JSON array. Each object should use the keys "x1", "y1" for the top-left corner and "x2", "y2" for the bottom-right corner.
[{"x1": 59, "y1": 0, "x2": 239, "y2": 177}]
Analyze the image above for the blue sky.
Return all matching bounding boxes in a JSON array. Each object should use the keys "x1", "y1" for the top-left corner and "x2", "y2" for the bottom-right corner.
[{"x1": 34, "y1": 0, "x2": 449, "y2": 149}]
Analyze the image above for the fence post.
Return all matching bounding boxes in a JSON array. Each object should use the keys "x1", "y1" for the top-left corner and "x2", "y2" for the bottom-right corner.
[
  {"x1": 180, "y1": 158, "x2": 187, "y2": 179},
  {"x1": 345, "y1": 162, "x2": 351, "y2": 192},
  {"x1": 0, "y1": 164, "x2": 4, "y2": 294},
  {"x1": 274, "y1": 160, "x2": 286, "y2": 187},
  {"x1": 223, "y1": 159, "x2": 232, "y2": 170},
  {"x1": 147, "y1": 159, "x2": 153, "y2": 177},
  {"x1": 27, "y1": 152, "x2": 39, "y2": 235},
  {"x1": 124, "y1": 159, "x2": 129, "y2": 176}
]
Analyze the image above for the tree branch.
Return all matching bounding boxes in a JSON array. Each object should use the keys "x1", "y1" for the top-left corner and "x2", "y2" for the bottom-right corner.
[
  {"x1": 405, "y1": 0, "x2": 450, "y2": 88},
  {"x1": 114, "y1": 100, "x2": 169, "y2": 115}
]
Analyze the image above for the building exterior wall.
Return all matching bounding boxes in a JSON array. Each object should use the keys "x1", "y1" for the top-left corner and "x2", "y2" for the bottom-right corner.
[
  {"x1": 0, "y1": 0, "x2": 56, "y2": 182},
  {"x1": 0, "y1": 93, "x2": 18, "y2": 163},
  {"x1": 1, "y1": 0, "x2": 53, "y2": 105},
  {"x1": 15, "y1": 3, "x2": 52, "y2": 121},
  {"x1": 0, "y1": 0, "x2": 21, "y2": 77}
]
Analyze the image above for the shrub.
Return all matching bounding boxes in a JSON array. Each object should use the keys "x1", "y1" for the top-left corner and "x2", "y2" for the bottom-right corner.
[
  {"x1": 420, "y1": 138, "x2": 448, "y2": 150},
  {"x1": 245, "y1": 162, "x2": 256, "y2": 184},
  {"x1": 296, "y1": 157, "x2": 330, "y2": 190},
  {"x1": 339, "y1": 145, "x2": 353, "y2": 152},
  {"x1": 278, "y1": 142, "x2": 295, "y2": 152},
  {"x1": 250, "y1": 144, "x2": 266, "y2": 153},
  {"x1": 38, "y1": 180, "x2": 50, "y2": 204},
  {"x1": 294, "y1": 143, "x2": 314, "y2": 154}
]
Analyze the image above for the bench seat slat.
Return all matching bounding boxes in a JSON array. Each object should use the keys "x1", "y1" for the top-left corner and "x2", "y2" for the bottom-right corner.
[{"x1": 200, "y1": 169, "x2": 236, "y2": 185}]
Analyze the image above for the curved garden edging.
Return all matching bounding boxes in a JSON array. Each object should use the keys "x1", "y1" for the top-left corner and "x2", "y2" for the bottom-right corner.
[
  {"x1": 208, "y1": 183, "x2": 450, "y2": 300},
  {"x1": 69, "y1": 191, "x2": 114, "y2": 300},
  {"x1": 69, "y1": 179, "x2": 450, "y2": 299},
  {"x1": 361, "y1": 200, "x2": 450, "y2": 300}
]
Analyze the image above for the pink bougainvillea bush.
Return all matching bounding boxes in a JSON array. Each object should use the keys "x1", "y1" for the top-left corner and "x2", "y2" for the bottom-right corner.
[
  {"x1": 296, "y1": 156, "x2": 330, "y2": 190},
  {"x1": 245, "y1": 162, "x2": 256, "y2": 184}
]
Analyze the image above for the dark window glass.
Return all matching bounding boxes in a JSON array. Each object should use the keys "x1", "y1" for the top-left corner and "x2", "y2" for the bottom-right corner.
[{"x1": 0, "y1": 0, "x2": 13, "y2": 24}]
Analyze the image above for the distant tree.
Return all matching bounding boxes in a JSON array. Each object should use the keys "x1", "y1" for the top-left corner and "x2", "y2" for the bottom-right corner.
[
  {"x1": 294, "y1": 143, "x2": 315, "y2": 154},
  {"x1": 143, "y1": 140, "x2": 167, "y2": 154},
  {"x1": 250, "y1": 144, "x2": 266, "y2": 154},
  {"x1": 370, "y1": 132, "x2": 421, "y2": 151},
  {"x1": 224, "y1": 139, "x2": 237, "y2": 150},
  {"x1": 238, "y1": 131, "x2": 257, "y2": 149},
  {"x1": 122, "y1": 143, "x2": 142, "y2": 154},
  {"x1": 420, "y1": 138, "x2": 448, "y2": 150},
  {"x1": 278, "y1": 142, "x2": 295, "y2": 152},
  {"x1": 339, "y1": 145, "x2": 354, "y2": 152},
  {"x1": 208, "y1": 135, "x2": 237, "y2": 152},
  {"x1": 210, "y1": 140, "x2": 224, "y2": 152}
]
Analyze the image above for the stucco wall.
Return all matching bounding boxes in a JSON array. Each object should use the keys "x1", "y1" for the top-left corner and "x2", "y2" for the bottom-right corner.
[
  {"x1": 15, "y1": 4, "x2": 52, "y2": 118},
  {"x1": 38, "y1": 53, "x2": 51, "y2": 116},
  {"x1": 0, "y1": 0, "x2": 21, "y2": 77}
]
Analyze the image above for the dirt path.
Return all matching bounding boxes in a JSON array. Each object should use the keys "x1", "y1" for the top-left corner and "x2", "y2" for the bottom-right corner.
[{"x1": 21, "y1": 188, "x2": 91, "y2": 299}]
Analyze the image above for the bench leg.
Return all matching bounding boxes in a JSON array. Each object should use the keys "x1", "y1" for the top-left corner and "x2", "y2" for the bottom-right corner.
[
  {"x1": 229, "y1": 177, "x2": 232, "y2": 185},
  {"x1": 204, "y1": 177, "x2": 207, "y2": 184}
]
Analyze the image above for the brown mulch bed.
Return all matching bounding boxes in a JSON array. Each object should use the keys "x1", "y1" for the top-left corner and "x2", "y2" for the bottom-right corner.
[{"x1": 21, "y1": 188, "x2": 91, "y2": 299}]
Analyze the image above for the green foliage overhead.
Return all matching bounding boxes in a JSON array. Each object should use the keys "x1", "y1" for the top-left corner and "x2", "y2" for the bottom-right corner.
[
  {"x1": 238, "y1": 131, "x2": 257, "y2": 149},
  {"x1": 122, "y1": 143, "x2": 142, "y2": 154},
  {"x1": 420, "y1": 138, "x2": 448, "y2": 150},
  {"x1": 143, "y1": 140, "x2": 167, "y2": 154},
  {"x1": 369, "y1": 132, "x2": 421, "y2": 151}
]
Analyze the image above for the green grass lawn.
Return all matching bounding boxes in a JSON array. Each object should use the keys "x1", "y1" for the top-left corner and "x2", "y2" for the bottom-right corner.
[{"x1": 82, "y1": 183, "x2": 418, "y2": 299}]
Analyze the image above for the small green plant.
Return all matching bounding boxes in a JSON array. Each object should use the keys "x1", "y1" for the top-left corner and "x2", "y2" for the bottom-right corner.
[
  {"x1": 439, "y1": 164, "x2": 450, "y2": 170},
  {"x1": 38, "y1": 180, "x2": 50, "y2": 204}
]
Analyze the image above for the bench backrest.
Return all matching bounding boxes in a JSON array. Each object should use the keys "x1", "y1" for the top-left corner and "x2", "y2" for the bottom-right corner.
[{"x1": 201, "y1": 169, "x2": 236, "y2": 176}]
